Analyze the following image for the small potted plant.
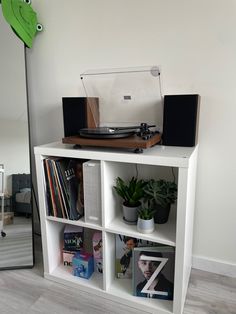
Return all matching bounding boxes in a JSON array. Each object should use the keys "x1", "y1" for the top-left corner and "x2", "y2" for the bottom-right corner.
[
  {"x1": 144, "y1": 179, "x2": 177, "y2": 224},
  {"x1": 137, "y1": 206, "x2": 156, "y2": 234},
  {"x1": 113, "y1": 176, "x2": 146, "y2": 224}
]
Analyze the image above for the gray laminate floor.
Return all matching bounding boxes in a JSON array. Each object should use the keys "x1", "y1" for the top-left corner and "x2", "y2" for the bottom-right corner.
[
  {"x1": 0, "y1": 235, "x2": 235, "y2": 314},
  {"x1": 0, "y1": 216, "x2": 33, "y2": 268}
]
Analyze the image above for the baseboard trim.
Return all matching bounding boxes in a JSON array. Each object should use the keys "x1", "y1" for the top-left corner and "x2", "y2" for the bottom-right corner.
[{"x1": 192, "y1": 255, "x2": 236, "y2": 278}]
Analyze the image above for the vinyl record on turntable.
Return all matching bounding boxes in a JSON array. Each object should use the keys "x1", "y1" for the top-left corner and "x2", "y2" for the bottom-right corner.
[{"x1": 79, "y1": 127, "x2": 136, "y2": 139}]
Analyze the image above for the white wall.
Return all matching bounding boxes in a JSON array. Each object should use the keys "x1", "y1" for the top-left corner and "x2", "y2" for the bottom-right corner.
[
  {"x1": 27, "y1": 0, "x2": 236, "y2": 270},
  {"x1": 0, "y1": 16, "x2": 28, "y2": 122}
]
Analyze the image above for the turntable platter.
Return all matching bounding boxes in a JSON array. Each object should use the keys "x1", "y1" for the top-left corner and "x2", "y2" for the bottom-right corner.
[{"x1": 79, "y1": 127, "x2": 135, "y2": 139}]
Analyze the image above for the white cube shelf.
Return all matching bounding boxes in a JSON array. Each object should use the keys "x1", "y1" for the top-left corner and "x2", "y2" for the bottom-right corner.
[{"x1": 34, "y1": 142, "x2": 198, "y2": 314}]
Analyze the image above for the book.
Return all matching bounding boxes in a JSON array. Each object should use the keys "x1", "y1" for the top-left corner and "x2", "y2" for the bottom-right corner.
[
  {"x1": 115, "y1": 234, "x2": 157, "y2": 279},
  {"x1": 64, "y1": 225, "x2": 84, "y2": 251},
  {"x1": 132, "y1": 246, "x2": 175, "y2": 300}
]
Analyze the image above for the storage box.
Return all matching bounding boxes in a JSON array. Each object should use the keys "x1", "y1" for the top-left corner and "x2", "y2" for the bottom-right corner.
[
  {"x1": 83, "y1": 160, "x2": 101, "y2": 225},
  {"x1": 72, "y1": 251, "x2": 94, "y2": 279},
  {"x1": 64, "y1": 225, "x2": 83, "y2": 251}
]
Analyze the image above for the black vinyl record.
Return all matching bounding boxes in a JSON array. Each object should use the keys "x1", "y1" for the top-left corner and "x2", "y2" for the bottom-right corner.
[{"x1": 79, "y1": 127, "x2": 135, "y2": 139}]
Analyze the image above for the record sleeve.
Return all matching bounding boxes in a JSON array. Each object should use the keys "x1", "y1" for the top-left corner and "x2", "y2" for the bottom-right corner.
[{"x1": 132, "y1": 246, "x2": 175, "y2": 300}]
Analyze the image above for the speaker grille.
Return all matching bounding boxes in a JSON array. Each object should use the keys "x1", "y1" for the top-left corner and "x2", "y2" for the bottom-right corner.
[{"x1": 162, "y1": 94, "x2": 200, "y2": 147}]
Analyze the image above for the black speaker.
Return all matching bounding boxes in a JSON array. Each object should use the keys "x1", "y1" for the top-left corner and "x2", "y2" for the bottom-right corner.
[
  {"x1": 162, "y1": 94, "x2": 200, "y2": 147},
  {"x1": 62, "y1": 97, "x2": 99, "y2": 137}
]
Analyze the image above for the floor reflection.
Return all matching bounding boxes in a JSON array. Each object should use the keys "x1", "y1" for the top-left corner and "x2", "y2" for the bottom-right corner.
[{"x1": 0, "y1": 216, "x2": 33, "y2": 268}]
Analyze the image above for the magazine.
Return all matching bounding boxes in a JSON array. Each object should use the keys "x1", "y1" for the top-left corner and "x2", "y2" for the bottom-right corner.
[
  {"x1": 132, "y1": 246, "x2": 175, "y2": 300},
  {"x1": 115, "y1": 234, "x2": 157, "y2": 279}
]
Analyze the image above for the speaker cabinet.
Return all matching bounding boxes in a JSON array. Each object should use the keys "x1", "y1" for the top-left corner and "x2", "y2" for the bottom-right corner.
[
  {"x1": 83, "y1": 160, "x2": 101, "y2": 225},
  {"x1": 162, "y1": 94, "x2": 200, "y2": 147},
  {"x1": 62, "y1": 97, "x2": 99, "y2": 137}
]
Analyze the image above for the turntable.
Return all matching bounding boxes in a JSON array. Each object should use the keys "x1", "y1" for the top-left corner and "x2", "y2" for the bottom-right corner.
[
  {"x1": 62, "y1": 123, "x2": 162, "y2": 153},
  {"x1": 62, "y1": 66, "x2": 163, "y2": 153}
]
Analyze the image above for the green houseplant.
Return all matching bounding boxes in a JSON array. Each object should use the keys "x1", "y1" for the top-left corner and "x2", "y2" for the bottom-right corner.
[
  {"x1": 137, "y1": 206, "x2": 156, "y2": 234},
  {"x1": 113, "y1": 177, "x2": 146, "y2": 224},
  {"x1": 144, "y1": 179, "x2": 177, "y2": 224}
]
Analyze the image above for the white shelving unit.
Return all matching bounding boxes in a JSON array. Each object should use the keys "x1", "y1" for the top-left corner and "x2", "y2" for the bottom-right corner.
[{"x1": 34, "y1": 142, "x2": 198, "y2": 314}]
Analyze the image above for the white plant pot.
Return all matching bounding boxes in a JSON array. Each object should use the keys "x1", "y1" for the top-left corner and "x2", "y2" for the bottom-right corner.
[{"x1": 137, "y1": 217, "x2": 155, "y2": 234}]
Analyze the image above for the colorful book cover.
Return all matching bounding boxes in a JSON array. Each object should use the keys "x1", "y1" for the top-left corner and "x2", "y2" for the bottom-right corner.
[
  {"x1": 132, "y1": 246, "x2": 175, "y2": 300},
  {"x1": 115, "y1": 234, "x2": 157, "y2": 279},
  {"x1": 64, "y1": 225, "x2": 84, "y2": 251}
]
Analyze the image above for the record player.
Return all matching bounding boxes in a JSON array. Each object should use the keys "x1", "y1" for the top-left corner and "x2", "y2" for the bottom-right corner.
[
  {"x1": 62, "y1": 66, "x2": 163, "y2": 153},
  {"x1": 62, "y1": 123, "x2": 162, "y2": 153}
]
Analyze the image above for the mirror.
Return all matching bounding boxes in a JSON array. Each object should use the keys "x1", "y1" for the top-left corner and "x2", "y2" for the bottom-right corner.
[{"x1": 0, "y1": 10, "x2": 34, "y2": 268}]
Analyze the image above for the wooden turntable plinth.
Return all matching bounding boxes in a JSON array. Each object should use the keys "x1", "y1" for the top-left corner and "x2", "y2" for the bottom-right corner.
[{"x1": 62, "y1": 133, "x2": 162, "y2": 152}]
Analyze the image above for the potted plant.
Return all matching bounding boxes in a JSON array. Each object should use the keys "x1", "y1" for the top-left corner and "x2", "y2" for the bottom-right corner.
[
  {"x1": 137, "y1": 206, "x2": 156, "y2": 234},
  {"x1": 113, "y1": 176, "x2": 146, "y2": 224},
  {"x1": 144, "y1": 179, "x2": 177, "y2": 224}
]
